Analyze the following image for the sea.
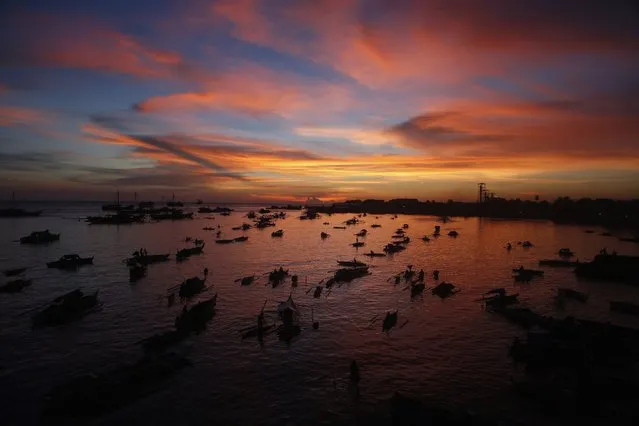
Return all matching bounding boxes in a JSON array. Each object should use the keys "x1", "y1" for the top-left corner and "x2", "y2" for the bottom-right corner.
[{"x1": 1, "y1": 202, "x2": 638, "y2": 425}]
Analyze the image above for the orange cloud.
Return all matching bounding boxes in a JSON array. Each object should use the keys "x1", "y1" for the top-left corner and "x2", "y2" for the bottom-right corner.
[{"x1": 0, "y1": 106, "x2": 47, "y2": 127}]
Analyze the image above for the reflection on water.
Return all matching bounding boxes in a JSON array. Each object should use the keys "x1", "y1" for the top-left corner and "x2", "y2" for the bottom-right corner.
[{"x1": 1, "y1": 203, "x2": 639, "y2": 425}]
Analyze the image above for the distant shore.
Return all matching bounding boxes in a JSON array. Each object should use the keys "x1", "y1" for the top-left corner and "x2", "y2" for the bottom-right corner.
[{"x1": 312, "y1": 198, "x2": 639, "y2": 231}]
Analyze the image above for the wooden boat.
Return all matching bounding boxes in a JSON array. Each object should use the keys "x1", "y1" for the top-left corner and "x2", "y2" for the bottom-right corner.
[
  {"x1": 20, "y1": 229, "x2": 60, "y2": 244},
  {"x1": 0, "y1": 279, "x2": 32, "y2": 293},
  {"x1": 392, "y1": 234, "x2": 406, "y2": 239},
  {"x1": 233, "y1": 236, "x2": 248, "y2": 242},
  {"x1": 397, "y1": 237, "x2": 410, "y2": 244},
  {"x1": 232, "y1": 226, "x2": 241, "y2": 230},
  {"x1": 125, "y1": 253, "x2": 169, "y2": 266},
  {"x1": 557, "y1": 288, "x2": 588, "y2": 303},
  {"x1": 382, "y1": 311, "x2": 398, "y2": 331},
  {"x1": 42, "y1": 353, "x2": 190, "y2": 421},
  {"x1": 175, "y1": 294, "x2": 217, "y2": 333},
  {"x1": 271, "y1": 230, "x2": 284, "y2": 237},
  {"x1": 198, "y1": 206, "x2": 214, "y2": 213},
  {"x1": 269, "y1": 268, "x2": 289, "y2": 287},
  {"x1": 176, "y1": 244, "x2": 204, "y2": 260},
  {"x1": 334, "y1": 266, "x2": 369, "y2": 282},
  {"x1": 371, "y1": 224, "x2": 381, "y2": 228},
  {"x1": 432, "y1": 282, "x2": 459, "y2": 298},
  {"x1": 32, "y1": 289, "x2": 99, "y2": 327},
  {"x1": 215, "y1": 239, "x2": 234, "y2": 244},
  {"x1": 363, "y1": 251, "x2": 386, "y2": 257},
  {"x1": 47, "y1": 254, "x2": 94, "y2": 269},
  {"x1": 129, "y1": 264, "x2": 147, "y2": 283},
  {"x1": 240, "y1": 275, "x2": 255, "y2": 286},
  {"x1": 447, "y1": 230, "x2": 459, "y2": 237},
  {"x1": 539, "y1": 259, "x2": 579, "y2": 267},
  {"x1": 410, "y1": 282, "x2": 425, "y2": 296},
  {"x1": 484, "y1": 293, "x2": 519, "y2": 308},
  {"x1": 355, "y1": 229, "x2": 367, "y2": 237},
  {"x1": 521, "y1": 240, "x2": 534, "y2": 248},
  {"x1": 3, "y1": 267, "x2": 26, "y2": 276},
  {"x1": 337, "y1": 259, "x2": 367, "y2": 267},
  {"x1": 140, "y1": 330, "x2": 185, "y2": 353},
  {"x1": 333, "y1": 226, "x2": 346, "y2": 229},
  {"x1": 384, "y1": 243, "x2": 405, "y2": 253},
  {"x1": 421, "y1": 236, "x2": 430, "y2": 242},
  {"x1": 512, "y1": 267, "x2": 544, "y2": 276},
  {"x1": 177, "y1": 271, "x2": 208, "y2": 299},
  {"x1": 558, "y1": 248, "x2": 574, "y2": 257},
  {"x1": 610, "y1": 301, "x2": 639, "y2": 316},
  {"x1": 320, "y1": 232, "x2": 329, "y2": 239},
  {"x1": 574, "y1": 254, "x2": 639, "y2": 283}
]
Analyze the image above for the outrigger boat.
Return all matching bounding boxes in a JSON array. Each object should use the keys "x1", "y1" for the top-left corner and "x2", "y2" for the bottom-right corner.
[
  {"x1": 47, "y1": 254, "x2": 94, "y2": 269},
  {"x1": 20, "y1": 229, "x2": 60, "y2": 244},
  {"x1": 32, "y1": 289, "x2": 100, "y2": 327}
]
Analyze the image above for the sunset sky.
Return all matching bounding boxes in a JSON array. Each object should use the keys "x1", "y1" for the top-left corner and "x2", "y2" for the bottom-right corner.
[{"x1": 1, "y1": 0, "x2": 638, "y2": 202}]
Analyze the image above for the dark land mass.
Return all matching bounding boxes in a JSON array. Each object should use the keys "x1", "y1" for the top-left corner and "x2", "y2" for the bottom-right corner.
[{"x1": 313, "y1": 197, "x2": 639, "y2": 230}]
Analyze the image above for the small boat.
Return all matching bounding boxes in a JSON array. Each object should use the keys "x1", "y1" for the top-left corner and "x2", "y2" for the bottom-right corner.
[
  {"x1": 337, "y1": 259, "x2": 367, "y2": 267},
  {"x1": 371, "y1": 224, "x2": 381, "y2": 228},
  {"x1": 241, "y1": 223, "x2": 252, "y2": 230},
  {"x1": 269, "y1": 268, "x2": 289, "y2": 287},
  {"x1": 203, "y1": 227, "x2": 216, "y2": 231},
  {"x1": 557, "y1": 288, "x2": 588, "y2": 303},
  {"x1": 3, "y1": 267, "x2": 26, "y2": 277},
  {"x1": 320, "y1": 232, "x2": 329, "y2": 239},
  {"x1": 512, "y1": 267, "x2": 544, "y2": 276},
  {"x1": 271, "y1": 230, "x2": 284, "y2": 237},
  {"x1": 240, "y1": 275, "x2": 255, "y2": 286},
  {"x1": 20, "y1": 229, "x2": 60, "y2": 244},
  {"x1": 391, "y1": 234, "x2": 406, "y2": 239},
  {"x1": 484, "y1": 292, "x2": 519, "y2": 308},
  {"x1": 610, "y1": 301, "x2": 639, "y2": 316},
  {"x1": 333, "y1": 226, "x2": 346, "y2": 230},
  {"x1": 432, "y1": 282, "x2": 458, "y2": 298},
  {"x1": 410, "y1": 282, "x2": 425, "y2": 297},
  {"x1": 129, "y1": 264, "x2": 147, "y2": 283},
  {"x1": 177, "y1": 270, "x2": 208, "y2": 299},
  {"x1": 176, "y1": 244, "x2": 204, "y2": 260},
  {"x1": 355, "y1": 229, "x2": 367, "y2": 237},
  {"x1": 558, "y1": 248, "x2": 574, "y2": 257},
  {"x1": 198, "y1": 206, "x2": 214, "y2": 213},
  {"x1": 447, "y1": 230, "x2": 459, "y2": 237},
  {"x1": 32, "y1": 289, "x2": 100, "y2": 327},
  {"x1": 397, "y1": 237, "x2": 410, "y2": 244},
  {"x1": 539, "y1": 259, "x2": 579, "y2": 267},
  {"x1": 363, "y1": 251, "x2": 386, "y2": 257},
  {"x1": 421, "y1": 236, "x2": 430, "y2": 242},
  {"x1": 232, "y1": 226, "x2": 241, "y2": 230},
  {"x1": 521, "y1": 241, "x2": 534, "y2": 248},
  {"x1": 382, "y1": 311, "x2": 398, "y2": 331},
  {"x1": 47, "y1": 254, "x2": 94, "y2": 269},
  {"x1": 233, "y1": 236, "x2": 248, "y2": 242},
  {"x1": 215, "y1": 239, "x2": 234, "y2": 244},
  {"x1": 175, "y1": 294, "x2": 217, "y2": 333},
  {"x1": 125, "y1": 253, "x2": 170, "y2": 266},
  {"x1": 383, "y1": 243, "x2": 405, "y2": 253},
  {"x1": 0, "y1": 279, "x2": 32, "y2": 293},
  {"x1": 334, "y1": 266, "x2": 369, "y2": 282}
]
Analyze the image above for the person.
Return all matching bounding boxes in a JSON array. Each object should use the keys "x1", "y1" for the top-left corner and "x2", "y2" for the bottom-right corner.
[
  {"x1": 418, "y1": 269, "x2": 424, "y2": 282},
  {"x1": 350, "y1": 360, "x2": 360, "y2": 383},
  {"x1": 433, "y1": 270, "x2": 440, "y2": 280},
  {"x1": 506, "y1": 242, "x2": 512, "y2": 250},
  {"x1": 395, "y1": 275, "x2": 401, "y2": 285}
]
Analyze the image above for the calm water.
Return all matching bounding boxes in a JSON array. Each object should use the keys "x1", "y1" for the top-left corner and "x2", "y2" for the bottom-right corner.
[{"x1": 1, "y1": 203, "x2": 639, "y2": 425}]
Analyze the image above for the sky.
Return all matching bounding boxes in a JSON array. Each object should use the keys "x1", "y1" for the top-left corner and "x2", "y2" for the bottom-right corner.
[{"x1": 0, "y1": 0, "x2": 638, "y2": 202}]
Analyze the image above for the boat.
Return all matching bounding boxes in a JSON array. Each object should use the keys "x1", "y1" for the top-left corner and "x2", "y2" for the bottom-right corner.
[
  {"x1": 557, "y1": 288, "x2": 588, "y2": 303},
  {"x1": 558, "y1": 248, "x2": 574, "y2": 257},
  {"x1": 176, "y1": 244, "x2": 204, "y2": 260},
  {"x1": 166, "y1": 194, "x2": 184, "y2": 208},
  {"x1": 421, "y1": 236, "x2": 430, "y2": 242},
  {"x1": 512, "y1": 267, "x2": 544, "y2": 276},
  {"x1": 175, "y1": 294, "x2": 217, "y2": 333},
  {"x1": 138, "y1": 201, "x2": 154, "y2": 209},
  {"x1": 392, "y1": 234, "x2": 406, "y2": 239},
  {"x1": 198, "y1": 206, "x2": 214, "y2": 213},
  {"x1": 247, "y1": 211, "x2": 256, "y2": 219},
  {"x1": 259, "y1": 208, "x2": 271, "y2": 214},
  {"x1": 397, "y1": 237, "x2": 410, "y2": 244},
  {"x1": 0, "y1": 208, "x2": 42, "y2": 217},
  {"x1": 447, "y1": 230, "x2": 459, "y2": 237},
  {"x1": 432, "y1": 282, "x2": 458, "y2": 298},
  {"x1": 32, "y1": 289, "x2": 100, "y2": 327},
  {"x1": 0, "y1": 279, "x2": 32, "y2": 293},
  {"x1": 334, "y1": 266, "x2": 369, "y2": 282},
  {"x1": 41, "y1": 353, "x2": 190, "y2": 421},
  {"x1": 384, "y1": 243, "x2": 405, "y2": 253},
  {"x1": 215, "y1": 239, "x2": 234, "y2": 244},
  {"x1": 87, "y1": 213, "x2": 144, "y2": 225},
  {"x1": 610, "y1": 301, "x2": 639, "y2": 316},
  {"x1": 20, "y1": 229, "x2": 60, "y2": 244},
  {"x1": 574, "y1": 254, "x2": 639, "y2": 283},
  {"x1": 240, "y1": 275, "x2": 255, "y2": 286},
  {"x1": 3, "y1": 267, "x2": 26, "y2": 276},
  {"x1": 140, "y1": 330, "x2": 185, "y2": 353},
  {"x1": 333, "y1": 226, "x2": 346, "y2": 229},
  {"x1": 320, "y1": 232, "x2": 329, "y2": 239},
  {"x1": 402, "y1": 224, "x2": 409, "y2": 229},
  {"x1": 276, "y1": 295, "x2": 301, "y2": 341},
  {"x1": 269, "y1": 268, "x2": 289, "y2": 287},
  {"x1": 521, "y1": 240, "x2": 534, "y2": 248},
  {"x1": 337, "y1": 259, "x2": 367, "y2": 267},
  {"x1": 484, "y1": 292, "x2": 519, "y2": 308},
  {"x1": 345, "y1": 217, "x2": 359, "y2": 225},
  {"x1": 363, "y1": 251, "x2": 386, "y2": 257},
  {"x1": 355, "y1": 229, "x2": 367, "y2": 237},
  {"x1": 371, "y1": 224, "x2": 381, "y2": 228},
  {"x1": 47, "y1": 254, "x2": 94, "y2": 269},
  {"x1": 129, "y1": 264, "x2": 147, "y2": 283},
  {"x1": 233, "y1": 236, "x2": 248, "y2": 242},
  {"x1": 220, "y1": 212, "x2": 231, "y2": 216},
  {"x1": 539, "y1": 259, "x2": 580, "y2": 267},
  {"x1": 271, "y1": 230, "x2": 284, "y2": 237},
  {"x1": 410, "y1": 282, "x2": 425, "y2": 296},
  {"x1": 382, "y1": 311, "x2": 398, "y2": 331},
  {"x1": 177, "y1": 270, "x2": 208, "y2": 299},
  {"x1": 101, "y1": 191, "x2": 133, "y2": 211},
  {"x1": 125, "y1": 252, "x2": 170, "y2": 266}
]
